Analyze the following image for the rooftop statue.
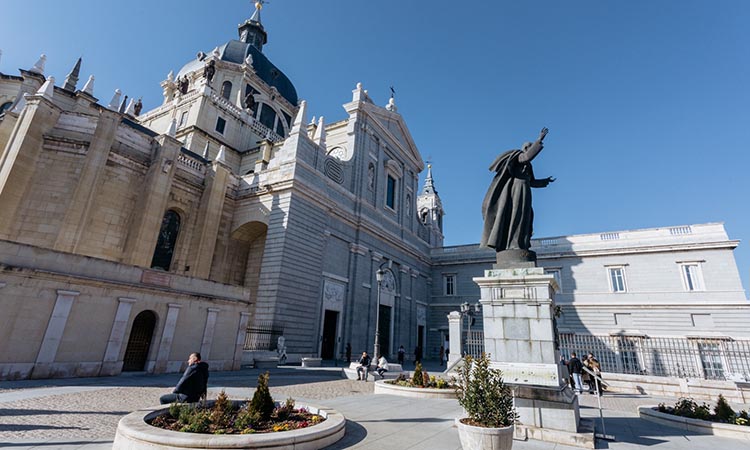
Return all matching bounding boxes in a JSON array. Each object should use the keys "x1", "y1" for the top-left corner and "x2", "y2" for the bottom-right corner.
[{"x1": 481, "y1": 127, "x2": 555, "y2": 266}]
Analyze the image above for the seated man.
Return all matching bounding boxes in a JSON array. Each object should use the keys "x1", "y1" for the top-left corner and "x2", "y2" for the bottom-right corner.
[
  {"x1": 356, "y1": 351, "x2": 371, "y2": 381},
  {"x1": 376, "y1": 354, "x2": 389, "y2": 378},
  {"x1": 160, "y1": 352, "x2": 209, "y2": 404}
]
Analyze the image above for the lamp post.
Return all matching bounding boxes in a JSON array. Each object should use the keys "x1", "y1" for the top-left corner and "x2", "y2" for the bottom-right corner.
[
  {"x1": 460, "y1": 301, "x2": 481, "y2": 357},
  {"x1": 374, "y1": 268, "x2": 385, "y2": 360}
]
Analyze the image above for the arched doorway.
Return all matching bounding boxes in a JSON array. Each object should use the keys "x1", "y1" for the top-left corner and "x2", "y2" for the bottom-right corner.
[{"x1": 122, "y1": 310, "x2": 157, "y2": 371}]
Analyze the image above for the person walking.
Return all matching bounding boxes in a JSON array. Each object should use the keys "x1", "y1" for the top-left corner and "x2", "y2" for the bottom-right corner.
[
  {"x1": 439, "y1": 345, "x2": 445, "y2": 366},
  {"x1": 566, "y1": 352, "x2": 584, "y2": 394},
  {"x1": 345, "y1": 342, "x2": 352, "y2": 363},
  {"x1": 159, "y1": 352, "x2": 209, "y2": 404},
  {"x1": 397, "y1": 345, "x2": 405, "y2": 365}
]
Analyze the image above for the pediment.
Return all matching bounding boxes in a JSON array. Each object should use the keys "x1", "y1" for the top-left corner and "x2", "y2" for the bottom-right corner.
[{"x1": 362, "y1": 103, "x2": 424, "y2": 171}]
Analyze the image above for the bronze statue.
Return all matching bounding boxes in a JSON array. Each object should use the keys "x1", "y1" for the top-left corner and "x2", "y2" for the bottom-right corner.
[
  {"x1": 133, "y1": 98, "x2": 143, "y2": 116},
  {"x1": 481, "y1": 127, "x2": 555, "y2": 265},
  {"x1": 203, "y1": 60, "x2": 216, "y2": 84}
]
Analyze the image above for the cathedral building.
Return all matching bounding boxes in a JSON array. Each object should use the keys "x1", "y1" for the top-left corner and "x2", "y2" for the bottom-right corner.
[{"x1": 0, "y1": 4, "x2": 747, "y2": 381}]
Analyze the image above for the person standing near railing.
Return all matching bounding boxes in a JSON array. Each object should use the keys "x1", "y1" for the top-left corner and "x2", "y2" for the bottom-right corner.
[
  {"x1": 567, "y1": 352, "x2": 584, "y2": 394},
  {"x1": 585, "y1": 353, "x2": 603, "y2": 395}
]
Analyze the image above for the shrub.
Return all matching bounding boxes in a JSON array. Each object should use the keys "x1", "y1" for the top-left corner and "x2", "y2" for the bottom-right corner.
[
  {"x1": 672, "y1": 398, "x2": 710, "y2": 421},
  {"x1": 456, "y1": 353, "x2": 517, "y2": 428},
  {"x1": 412, "y1": 362, "x2": 424, "y2": 387},
  {"x1": 250, "y1": 372, "x2": 275, "y2": 421},
  {"x1": 209, "y1": 390, "x2": 234, "y2": 429},
  {"x1": 714, "y1": 394, "x2": 735, "y2": 423},
  {"x1": 275, "y1": 397, "x2": 295, "y2": 421}
]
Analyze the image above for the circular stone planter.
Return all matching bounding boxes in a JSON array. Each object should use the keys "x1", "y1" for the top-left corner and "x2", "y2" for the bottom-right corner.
[
  {"x1": 113, "y1": 403, "x2": 346, "y2": 450},
  {"x1": 373, "y1": 379, "x2": 457, "y2": 399},
  {"x1": 455, "y1": 418, "x2": 514, "y2": 450},
  {"x1": 639, "y1": 405, "x2": 750, "y2": 441}
]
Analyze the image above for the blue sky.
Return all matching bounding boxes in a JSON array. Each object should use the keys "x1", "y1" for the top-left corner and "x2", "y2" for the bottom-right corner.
[{"x1": 1, "y1": 1, "x2": 748, "y2": 293}]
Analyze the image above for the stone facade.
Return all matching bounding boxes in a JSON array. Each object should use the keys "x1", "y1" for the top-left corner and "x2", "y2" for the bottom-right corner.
[{"x1": 0, "y1": 6, "x2": 747, "y2": 381}]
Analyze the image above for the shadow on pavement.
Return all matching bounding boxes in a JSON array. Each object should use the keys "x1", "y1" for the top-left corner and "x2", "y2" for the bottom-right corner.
[
  {"x1": 0, "y1": 408, "x2": 129, "y2": 417},
  {"x1": 321, "y1": 420, "x2": 367, "y2": 449}
]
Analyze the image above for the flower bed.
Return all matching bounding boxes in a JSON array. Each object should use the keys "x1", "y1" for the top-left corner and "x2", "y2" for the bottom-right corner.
[
  {"x1": 112, "y1": 371, "x2": 346, "y2": 450},
  {"x1": 373, "y1": 363, "x2": 458, "y2": 399},
  {"x1": 656, "y1": 395, "x2": 750, "y2": 427},
  {"x1": 639, "y1": 395, "x2": 750, "y2": 442},
  {"x1": 387, "y1": 362, "x2": 456, "y2": 389}
]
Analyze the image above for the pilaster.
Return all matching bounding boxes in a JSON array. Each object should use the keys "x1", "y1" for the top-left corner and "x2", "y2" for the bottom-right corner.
[
  {"x1": 154, "y1": 303, "x2": 182, "y2": 373},
  {"x1": 54, "y1": 109, "x2": 120, "y2": 252},
  {"x1": 31, "y1": 290, "x2": 79, "y2": 379},
  {"x1": 99, "y1": 297, "x2": 136, "y2": 376},
  {"x1": 200, "y1": 308, "x2": 221, "y2": 360},
  {"x1": 232, "y1": 312, "x2": 252, "y2": 370},
  {"x1": 122, "y1": 135, "x2": 181, "y2": 267},
  {"x1": 188, "y1": 163, "x2": 230, "y2": 278},
  {"x1": 0, "y1": 96, "x2": 62, "y2": 239}
]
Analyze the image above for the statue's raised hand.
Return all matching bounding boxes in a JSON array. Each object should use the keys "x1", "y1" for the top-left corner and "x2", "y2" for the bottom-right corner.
[{"x1": 539, "y1": 127, "x2": 549, "y2": 142}]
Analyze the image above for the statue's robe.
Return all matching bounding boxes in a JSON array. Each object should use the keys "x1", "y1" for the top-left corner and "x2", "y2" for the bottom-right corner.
[{"x1": 481, "y1": 149, "x2": 547, "y2": 251}]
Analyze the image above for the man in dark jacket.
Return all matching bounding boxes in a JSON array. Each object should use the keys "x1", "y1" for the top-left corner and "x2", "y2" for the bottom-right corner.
[
  {"x1": 355, "y1": 351, "x2": 371, "y2": 381},
  {"x1": 160, "y1": 352, "x2": 209, "y2": 404},
  {"x1": 567, "y1": 352, "x2": 584, "y2": 394}
]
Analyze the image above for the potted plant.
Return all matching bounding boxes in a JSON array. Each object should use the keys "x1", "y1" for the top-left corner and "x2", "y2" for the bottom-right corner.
[{"x1": 455, "y1": 353, "x2": 518, "y2": 450}]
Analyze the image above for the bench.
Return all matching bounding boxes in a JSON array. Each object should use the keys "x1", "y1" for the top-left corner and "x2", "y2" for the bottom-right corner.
[
  {"x1": 341, "y1": 362, "x2": 407, "y2": 381},
  {"x1": 254, "y1": 356, "x2": 279, "y2": 369},
  {"x1": 301, "y1": 357, "x2": 322, "y2": 368}
]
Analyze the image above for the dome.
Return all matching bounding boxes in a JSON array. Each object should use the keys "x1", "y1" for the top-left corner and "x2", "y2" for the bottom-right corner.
[{"x1": 177, "y1": 40, "x2": 298, "y2": 106}]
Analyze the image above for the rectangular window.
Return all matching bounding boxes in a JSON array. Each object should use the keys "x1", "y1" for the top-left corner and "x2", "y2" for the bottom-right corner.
[
  {"x1": 544, "y1": 268, "x2": 562, "y2": 292},
  {"x1": 697, "y1": 341, "x2": 724, "y2": 380},
  {"x1": 681, "y1": 263, "x2": 705, "y2": 291},
  {"x1": 443, "y1": 274, "x2": 456, "y2": 296},
  {"x1": 215, "y1": 116, "x2": 226, "y2": 134},
  {"x1": 386, "y1": 175, "x2": 396, "y2": 209},
  {"x1": 608, "y1": 267, "x2": 627, "y2": 293}
]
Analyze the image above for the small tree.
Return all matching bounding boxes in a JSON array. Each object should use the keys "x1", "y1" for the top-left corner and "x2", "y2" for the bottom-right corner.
[
  {"x1": 412, "y1": 362, "x2": 424, "y2": 387},
  {"x1": 250, "y1": 372, "x2": 275, "y2": 421},
  {"x1": 456, "y1": 353, "x2": 517, "y2": 428},
  {"x1": 714, "y1": 394, "x2": 735, "y2": 423}
]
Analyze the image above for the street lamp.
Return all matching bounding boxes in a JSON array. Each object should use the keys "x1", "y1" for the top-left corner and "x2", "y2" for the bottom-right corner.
[
  {"x1": 460, "y1": 302, "x2": 481, "y2": 356},
  {"x1": 374, "y1": 268, "x2": 386, "y2": 360}
]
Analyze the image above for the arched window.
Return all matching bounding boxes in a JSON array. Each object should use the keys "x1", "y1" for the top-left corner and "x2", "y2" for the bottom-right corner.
[
  {"x1": 0, "y1": 101, "x2": 12, "y2": 114},
  {"x1": 150, "y1": 210, "x2": 181, "y2": 271},
  {"x1": 221, "y1": 81, "x2": 233, "y2": 100}
]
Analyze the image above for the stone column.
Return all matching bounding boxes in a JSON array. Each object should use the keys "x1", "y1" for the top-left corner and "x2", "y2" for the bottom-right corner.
[
  {"x1": 200, "y1": 308, "x2": 221, "y2": 360},
  {"x1": 154, "y1": 303, "x2": 182, "y2": 373},
  {"x1": 233, "y1": 312, "x2": 252, "y2": 370},
  {"x1": 188, "y1": 163, "x2": 230, "y2": 279},
  {"x1": 54, "y1": 109, "x2": 120, "y2": 252},
  {"x1": 99, "y1": 297, "x2": 136, "y2": 376},
  {"x1": 0, "y1": 95, "x2": 62, "y2": 239},
  {"x1": 31, "y1": 290, "x2": 79, "y2": 379},
  {"x1": 447, "y1": 311, "x2": 462, "y2": 366},
  {"x1": 122, "y1": 134, "x2": 181, "y2": 267}
]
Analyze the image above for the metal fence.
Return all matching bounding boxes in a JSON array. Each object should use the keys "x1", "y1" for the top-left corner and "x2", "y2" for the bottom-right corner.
[
  {"x1": 463, "y1": 330, "x2": 485, "y2": 359},
  {"x1": 243, "y1": 321, "x2": 284, "y2": 351},
  {"x1": 458, "y1": 330, "x2": 750, "y2": 381},
  {"x1": 559, "y1": 334, "x2": 750, "y2": 381}
]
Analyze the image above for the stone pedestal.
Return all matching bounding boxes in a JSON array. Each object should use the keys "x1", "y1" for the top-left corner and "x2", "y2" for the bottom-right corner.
[{"x1": 474, "y1": 267, "x2": 593, "y2": 448}]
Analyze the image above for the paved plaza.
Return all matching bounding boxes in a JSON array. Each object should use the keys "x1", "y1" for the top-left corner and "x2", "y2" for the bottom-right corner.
[{"x1": 0, "y1": 362, "x2": 748, "y2": 449}]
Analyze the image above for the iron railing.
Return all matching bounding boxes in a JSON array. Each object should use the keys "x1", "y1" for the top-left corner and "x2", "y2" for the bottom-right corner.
[
  {"x1": 456, "y1": 330, "x2": 750, "y2": 381},
  {"x1": 243, "y1": 321, "x2": 284, "y2": 351},
  {"x1": 559, "y1": 334, "x2": 750, "y2": 381}
]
